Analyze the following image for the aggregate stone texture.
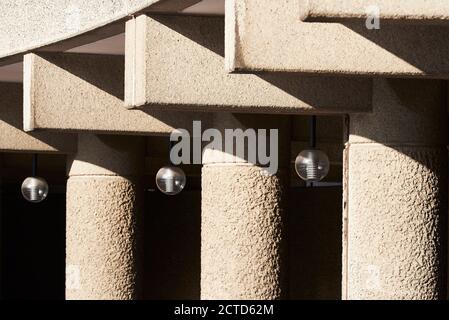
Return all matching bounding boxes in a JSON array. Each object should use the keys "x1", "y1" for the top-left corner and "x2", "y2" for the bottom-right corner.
[
  {"x1": 26, "y1": 53, "x2": 209, "y2": 134},
  {"x1": 201, "y1": 165, "x2": 288, "y2": 299},
  {"x1": 0, "y1": 1, "x2": 164, "y2": 60},
  {"x1": 347, "y1": 145, "x2": 447, "y2": 299},
  {"x1": 66, "y1": 134, "x2": 144, "y2": 300},
  {"x1": 345, "y1": 78, "x2": 448, "y2": 300},
  {"x1": 0, "y1": 82, "x2": 76, "y2": 153},
  {"x1": 126, "y1": 14, "x2": 372, "y2": 114},
  {"x1": 226, "y1": 0, "x2": 449, "y2": 77},
  {"x1": 300, "y1": 0, "x2": 449, "y2": 23},
  {"x1": 66, "y1": 176, "x2": 142, "y2": 300}
]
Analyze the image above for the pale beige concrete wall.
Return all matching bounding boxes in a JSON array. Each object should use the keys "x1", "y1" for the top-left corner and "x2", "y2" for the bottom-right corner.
[
  {"x1": 300, "y1": 0, "x2": 449, "y2": 23},
  {"x1": 0, "y1": 82, "x2": 76, "y2": 153},
  {"x1": 66, "y1": 134, "x2": 145, "y2": 300},
  {"x1": 125, "y1": 14, "x2": 372, "y2": 114},
  {"x1": 201, "y1": 114, "x2": 290, "y2": 299},
  {"x1": 345, "y1": 79, "x2": 448, "y2": 299},
  {"x1": 24, "y1": 53, "x2": 211, "y2": 134},
  {"x1": 225, "y1": 0, "x2": 449, "y2": 77}
]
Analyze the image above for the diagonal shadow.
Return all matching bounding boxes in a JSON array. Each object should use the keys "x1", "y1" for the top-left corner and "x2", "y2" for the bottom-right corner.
[
  {"x1": 149, "y1": 14, "x2": 372, "y2": 114},
  {"x1": 0, "y1": 82, "x2": 77, "y2": 152},
  {"x1": 39, "y1": 53, "x2": 125, "y2": 100},
  {"x1": 340, "y1": 20, "x2": 449, "y2": 76},
  {"x1": 36, "y1": 53, "x2": 213, "y2": 135}
]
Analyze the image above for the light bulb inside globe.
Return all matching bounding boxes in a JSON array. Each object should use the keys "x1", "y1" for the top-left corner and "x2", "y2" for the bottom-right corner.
[
  {"x1": 155, "y1": 166, "x2": 186, "y2": 195},
  {"x1": 21, "y1": 177, "x2": 49, "y2": 203},
  {"x1": 295, "y1": 149, "x2": 330, "y2": 182}
]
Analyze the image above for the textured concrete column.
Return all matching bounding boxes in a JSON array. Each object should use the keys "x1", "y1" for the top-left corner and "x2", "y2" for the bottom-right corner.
[
  {"x1": 66, "y1": 134, "x2": 145, "y2": 300},
  {"x1": 345, "y1": 79, "x2": 448, "y2": 300},
  {"x1": 201, "y1": 114, "x2": 290, "y2": 300}
]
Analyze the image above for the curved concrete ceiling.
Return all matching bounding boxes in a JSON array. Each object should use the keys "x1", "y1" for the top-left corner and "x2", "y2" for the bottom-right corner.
[
  {"x1": 0, "y1": 0, "x2": 224, "y2": 82},
  {"x1": 0, "y1": 63, "x2": 22, "y2": 83},
  {"x1": 183, "y1": 0, "x2": 224, "y2": 15},
  {"x1": 0, "y1": 0, "x2": 224, "y2": 67}
]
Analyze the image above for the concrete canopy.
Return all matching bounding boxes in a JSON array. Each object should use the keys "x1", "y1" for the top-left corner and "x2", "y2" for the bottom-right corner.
[
  {"x1": 24, "y1": 53, "x2": 211, "y2": 135},
  {"x1": 125, "y1": 14, "x2": 372, "y2": 114},
  {"x1": 0, "y1": 0, "x2": 203, "y2": 66},
  {"x1": 226, "y1": 0, "x2": 449, "y2": 78}
]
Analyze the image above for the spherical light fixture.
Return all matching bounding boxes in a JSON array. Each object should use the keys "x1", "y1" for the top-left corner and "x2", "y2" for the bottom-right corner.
[
  {"x1": 295, "y1": 149, "x2": 330, "y2": 182},
  {"x1": 21, "y1": 176, "x2": 49, "y2": 203},
  {"x1": 21, "y1": 154, "x2": 49, "y2": 203},
  {"x1": 155, "y1": 166, "x2": 186, "y2": 196},
  {"x1": 294, "y1": 116, "x2": 330, "y2": 184}
]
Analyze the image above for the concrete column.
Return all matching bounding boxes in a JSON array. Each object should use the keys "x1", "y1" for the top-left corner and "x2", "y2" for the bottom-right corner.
[
  {"x1": 66, "y1": 134, "x2": 145, "y2": 300},
  {"x1": 345, "y1": 79, "x2": 448, "y2": 300},
  {"x1": 201, "y1": 113, "x2": 291, "y2": 300}
]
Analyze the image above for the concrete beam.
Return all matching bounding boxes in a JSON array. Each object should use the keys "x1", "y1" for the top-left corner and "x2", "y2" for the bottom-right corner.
[
  {"x1": 300, "y1": 0, "x2": 449, "y2": 24},
  {"x1": 0, "y1": 82, "x2": 76, "y2": 153},
  {"x1": 125, "y1": 15, "x2": 372, "y2": 114},
  {"x1": 226, "y1": 0, "x2": 449, "y2": 77},
  {"x1": 24, "y1": 53, "x2": 210, "y2": 135}
]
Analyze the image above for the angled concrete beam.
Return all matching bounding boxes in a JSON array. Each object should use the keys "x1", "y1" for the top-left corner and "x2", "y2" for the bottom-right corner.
[
  {"x1": 226, "y1": 0, "x2": 449, "y2": 77},
  {"x1": 125, "y1": 14, "x2": 372, "y2": 114},
  {"x1": 24, "y1": 53, "x2": 210, "y2": 135},
  {"x1": 300, "y1": 0, "x2": 449, "y2": 24},
  {"x1": 0, "y1": 82, "x2": 76, "y2": 153}
]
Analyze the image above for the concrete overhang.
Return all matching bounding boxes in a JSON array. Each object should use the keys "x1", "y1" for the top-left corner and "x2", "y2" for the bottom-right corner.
[
  {"x1": 299, "y1": 0, "x2": 449, "y2": 25},
  {"x1": 226, "y1": 0, "x2": 449, "y2": 78},
  {"x1": 0, "y1": 82, "x2": 77, "y2": 153},
  {"x1": 125, "y1": 15, "x2": 372, "y2": 114},
  {"x1": 0, "y1": 0, "x2": 223, "y2": 67},
  {"x1": 23, "y1": 52, "x2": 211, "y2": 135}
]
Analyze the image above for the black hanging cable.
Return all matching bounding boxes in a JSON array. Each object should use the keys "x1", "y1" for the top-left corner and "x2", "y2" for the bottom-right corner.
[
  {"x1": 309, "y1": 115, "x2": 317, "y2": 149},
  {"x1": 32, "y1": 153, "x2": 38, "y2": 177},
  {"x1": 308, "y1": 116, "x2": 317, "y2": 188}
]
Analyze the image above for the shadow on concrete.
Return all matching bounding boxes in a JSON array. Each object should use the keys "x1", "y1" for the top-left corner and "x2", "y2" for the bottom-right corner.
[
  {"x1": 0, "y1": 82, "x2": 77, "y2": 152},
  {"x1": 148, "y1": 15, "x2": 372, "y2": 115},
  {"x1": 340, "y1": 21, "x2": 449, "y2": 77}
]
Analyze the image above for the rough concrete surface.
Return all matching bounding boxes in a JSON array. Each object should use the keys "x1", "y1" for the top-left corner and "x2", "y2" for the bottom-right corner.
[
  {"x1": 226, "y1": 0, "x2": 449, "y2": 77},
  {"x1": 66, "y1": 176, "x2": 142, "y2": 300},
  {"x1": 66, "y1": 134, "x2": 145, "y2": 300},
  {"x1": 201, "y1": 114, "x2": 290, "y2": 299},
  {"x1": 347, "y1": 145, "x2": 447, "y2": 299},
  {"x1": 0, "y1": 82, "x2": 76, "y2": 153},
  {"x1": 350, "y1": 79, "x2": 448, "y2": 145},
  {"x1": 300, "y1": 0, "x2": 449, "y2": 23},
  {"x1": 201, "y1": 165, "x2": 288, "y2": 299},
  {"x1": 24, "y1": 53, "x2": 211, "y2": 134},
  {"x1": 67, "y1": 134, "x2": 146, "y2": 176},
  {"x1": 0, "y1": 0, "x2": 197, "y2": 63},
  {"x1": 346, "y1": 79, "x2": 448, "y2": 299},
  {"x1": 125, "y1": 14, "x2": 372, "y2": 114}
]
